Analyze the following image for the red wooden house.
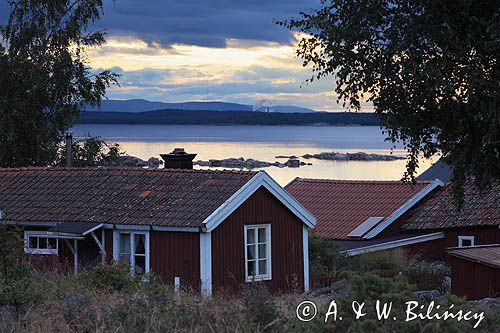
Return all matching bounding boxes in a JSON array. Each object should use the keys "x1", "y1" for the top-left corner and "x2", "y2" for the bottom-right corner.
[
  {"x1": 285, "y1": 178, "x2": 445, "y2": 257},
  {"x1": 402, "y1": 181, "x2": 500, "y2": 261},
  {"x1": 0, "y1": 167, "x2": 316, "y2": 296}
]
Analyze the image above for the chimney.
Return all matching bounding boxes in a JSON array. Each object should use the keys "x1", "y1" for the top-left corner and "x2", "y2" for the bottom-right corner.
[
  {"x1": 160, "y1": 148, "x2": 197, "y2": 169},
  {"x1": 65, "y1": 132, "x2": 73, "y2": 167}
]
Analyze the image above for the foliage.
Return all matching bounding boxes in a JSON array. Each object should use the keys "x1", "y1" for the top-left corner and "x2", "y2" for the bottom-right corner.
[
  {"x1": 79, "y1": 263, "x2": 136, "y2": 293},
  {"x1": 0, "y1": 0, "x2": 118, "y2": 168},
  {"x1": 0, "y1": 225, "x2": 42, "y2": 307},
  {"x1": 241, "y1": 283, "x2": 282, "y2": 330},
  {"x1": 287, "y1": 273, "x2": 500, "y2": 333},
  {"x1": 280, "y1": 0, "x2": 500, "y2": 198},
  {"x1": 349, "y1": 249, "x2": 411, "y2": 275},
  {"x1": 309, "y1": 236, "x2": 351, "y2": 277},
  {"x1": 55, "y1": 136, "x2": 124, "y2": 167},
  {"x1": 404, "y1": 260, "x2": 450, "y2": 291},
  {"x1": 79, "y1": 108, "x2": 381, "y2": 125}
]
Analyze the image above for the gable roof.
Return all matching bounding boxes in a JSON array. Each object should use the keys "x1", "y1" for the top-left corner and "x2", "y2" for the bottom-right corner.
[
  {"x1": 417, "y1": 159, "x2": 453, "y2": 183},
  {"x1": 0, "y1": 167, "x2": 256, "y2": 228},
  {"x1": 403, "y1": 181, "x2": 500, "y2": 230},
  {"x1": 285, "y1": 178, "x2": 442, "y2": 240},
  {"x1": 0, "y1": 167, "x2": 316, "y2": 231},
  {"x1": 448, "y1": 245, "x2": 500, "y2": 269}
]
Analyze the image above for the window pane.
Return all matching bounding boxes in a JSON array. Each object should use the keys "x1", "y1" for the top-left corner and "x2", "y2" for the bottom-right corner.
[
  {"x1": 258, "y1": 228, "x2": 266, "y2": 243},
  {"x1": 258, "y1": 259, "x2": 267, "y2": 275},
  {"x1": 47, "y1": 238, "x2": 57, "y2": 249},
  {"x1": 29, "y1": 237, "x2": 37, "y2": 249},
  {"x1": 38, "y1": 237, "x2": 48, "y2": 249},
  {"x1": 119, "y1": 234, "x2": 131, "y2": 263},
  {"x1": 134, "y1": 234, "x2": 145, "y2": 255},
  {"x1": 258, "y1": 244, "x2": 267, "y2": 259},
  {"x1": 461, "y1": 239, "x2": 472, "y2": 247},
  {"x1": 247, "y1": 260, "x2": 256, "y2": 277},
  {"x1": 247, "y1": 228, "x2": 255, "y2": 244},
  {"x1": 120, "y1": 234, "x2": 131, "y2": 253},
  {"x1": 121, "y1": 253, "x2": 131, "y2": 264},
  {"x1": 134, "y1": 255, "x2": 145, "y2": 275},
  {"x1": 247, "y1": 245, "x2": 255, "y2": 260}
]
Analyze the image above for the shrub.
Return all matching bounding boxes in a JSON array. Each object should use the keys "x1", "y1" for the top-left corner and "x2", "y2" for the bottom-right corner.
[
  {"x1": 79, "y1": 263, "x2": 138, "y2": 293},
  {"x1": 349, "y1": 248, "x2": 411, "y2": 275},
  {"x1": 287, "y1": 272, "x2": 500, "y2": 332},
  {"x1": 309, "y1": 236, "x2": 351, "y2": 278},
  {"x1": 241, "y1": 283, "x2": 282, "y2": 331},
  {"x1": 404, "y1": 260, "x2": 450, "y2": 291}
]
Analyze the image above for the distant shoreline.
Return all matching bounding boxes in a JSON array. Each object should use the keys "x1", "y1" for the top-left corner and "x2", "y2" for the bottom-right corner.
[{"x1": 77, "y1": 109, "x2": 380, "y2": 126}]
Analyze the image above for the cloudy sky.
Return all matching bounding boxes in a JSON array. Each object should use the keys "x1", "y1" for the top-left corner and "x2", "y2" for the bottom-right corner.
[{"x1": 1, "y1": 0, "x2": 371, "y2": 111}]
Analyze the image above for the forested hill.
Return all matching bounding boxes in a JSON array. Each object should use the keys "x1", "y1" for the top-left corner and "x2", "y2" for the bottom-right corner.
[{"x1": 78, "y1": 109, "x2": 380, "y2": 126}]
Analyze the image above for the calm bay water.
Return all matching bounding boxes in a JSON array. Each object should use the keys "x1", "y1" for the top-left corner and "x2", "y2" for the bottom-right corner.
[{"x1": 71, "y1": 124, "x2": 436, "y2": 186}]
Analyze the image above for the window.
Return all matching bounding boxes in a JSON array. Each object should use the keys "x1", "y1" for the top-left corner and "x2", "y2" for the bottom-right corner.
[
  {"x1": 458, "y1": 236, "x2": 475, "y2": 247},
  {"x1": 24, "y1": 231, "x2": 58, "y2": 255},
  {"x1": 114, "y1": 231, "x2": 149, "y2": 275},
  {"x1": 244, "y1": 224, "x2": 271, "y2": 282}
]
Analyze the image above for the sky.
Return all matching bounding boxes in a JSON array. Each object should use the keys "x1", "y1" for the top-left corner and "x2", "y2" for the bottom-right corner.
[{"x1": 0, "y1": 0, "x2": 372, "y2": 112}]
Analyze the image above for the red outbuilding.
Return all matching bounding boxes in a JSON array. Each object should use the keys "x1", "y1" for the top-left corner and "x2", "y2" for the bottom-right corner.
[
  {"x1": 447, "y1": 245, "x2": 500, "y2": 300},
  {"x1": 0, "y1": 164, "x2": 316, "y2": 296},
  {"x1": 403, "y1": 181, "x2": 500, "y2": 261}
]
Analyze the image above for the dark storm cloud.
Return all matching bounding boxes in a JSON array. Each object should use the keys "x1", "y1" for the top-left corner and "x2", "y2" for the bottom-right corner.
[
  {"x1": 0, "y1": 0, "x2": 319, "y2": 48},
  {"x1": 99, "y1": 0, "x2": 319, "y2": 47}
]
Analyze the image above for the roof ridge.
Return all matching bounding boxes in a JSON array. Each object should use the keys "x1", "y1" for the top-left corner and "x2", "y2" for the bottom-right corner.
[
  {"x1": 291, "y1": 178, "x2": 430, "y2": 185},
  {"x1": 0, "y1": 166, "x2": 257, "y2": 175}
]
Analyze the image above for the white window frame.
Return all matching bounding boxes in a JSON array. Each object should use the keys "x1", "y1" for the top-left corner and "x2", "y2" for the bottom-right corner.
[
  {"x1": 24, "y1": 231, "x2": 59, "y2": 255},
  {"x1": 458, "y1": 235, "x2": 475, "y2": 247},
  {"x1": 244, "y1": 224, "x2": 272, "y2": 282},
  {"x1": 113, "y1": 230, "x2": 150, "y2": 275}
]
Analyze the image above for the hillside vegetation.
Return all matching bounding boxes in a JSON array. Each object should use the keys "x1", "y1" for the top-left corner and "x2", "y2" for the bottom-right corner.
[{"x1": 78, "y1": 109, "x2": 380, "y2": 126}]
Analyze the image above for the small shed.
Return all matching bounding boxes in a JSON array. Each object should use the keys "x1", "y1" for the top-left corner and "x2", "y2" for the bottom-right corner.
[{"x1": 448, "y1": 245, "x2": 500, "y2": 300}]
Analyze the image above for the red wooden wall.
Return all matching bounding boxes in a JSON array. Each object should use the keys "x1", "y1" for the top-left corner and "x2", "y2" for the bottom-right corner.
[
  {"x1": 450, "y1": 256, "x2": 500, "y2": 299},
  {"x1": 150, "y1": 231, "x2": 200, "y2": 289},
  {"x1": 402, "y1": 226, "x2": 500, "y2": 262},
  {"x1": 211, "y1": 187, "x2": 304, "y2": 293},
  {"x1": 403, "y1": 238, "x2": 446, "y2": 261},
  {"x1": 444, "y1": 226, "x2": 500, "y2": 247}
]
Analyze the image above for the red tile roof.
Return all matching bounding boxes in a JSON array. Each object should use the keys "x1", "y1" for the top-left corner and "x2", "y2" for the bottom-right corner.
[
  {"x1": 403, "y1": 181, "x2": 500, "y2": 230},
  {"x1": 448, "y1": 245, "x2": 500, "y2": 269},
  {"x1": 285, "y1": 178, "x2": 431, "y2": 240},
  {"x1": 0, "y1": 167, "x2": 256, "y2": 227}
]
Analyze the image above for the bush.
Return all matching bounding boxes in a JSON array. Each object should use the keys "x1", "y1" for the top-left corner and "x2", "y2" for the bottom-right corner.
[
  {"x1": 309, "y1": 236, "x2": 351, "y2": 277},
  {"x1": 349, "y1": 249, "x2": 411, "y2": 275},
  {"x1": 241, "y1": 283, "x2": 282, "y2": 331},
  {"x1": 287, "y1": 272, "x2": 500, "y2": 332},
  {"x1": 404, "y1": 260, "x2": 450, "y2": 291},
  {"x1": 79, "y1": 263, "x2": 138, "y2": 293},
  {"x1": 0, "y1": 225, "x2": 44, "y2": 307}
]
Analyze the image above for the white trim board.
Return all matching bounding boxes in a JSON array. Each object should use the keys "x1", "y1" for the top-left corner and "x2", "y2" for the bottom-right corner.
[
  {"x1": 363, "y1": 179, "x2": 444, "y2": 239},
  {"x1": 303, "y1": 226, "x2": 310, "y2": 292},
  {"x1": 342, "y1": 232, "x2": 445, "y2": 256},
  {"x1": 200, "y1": 232, "x2": 212, "y2": 297},
  {"x1": 203, "y1": 171, "x2": 316, "y2": 232}
]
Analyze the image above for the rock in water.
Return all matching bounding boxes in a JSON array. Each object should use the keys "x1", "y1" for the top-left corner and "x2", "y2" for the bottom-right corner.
[
  {"x1": 147, "y1": 157, "x2": 161, "y2": 168},
  {"x1": 286, "y1": 158, "x2": 300, "y2": 167},
  {"x1": 302, "y1": 151, "x2": 404, "y2": 161}
]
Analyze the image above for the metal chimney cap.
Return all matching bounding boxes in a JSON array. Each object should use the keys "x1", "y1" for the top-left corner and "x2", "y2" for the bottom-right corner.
[{"x1": 171, "y1": 147, "x2": 187, "y2": 155}]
